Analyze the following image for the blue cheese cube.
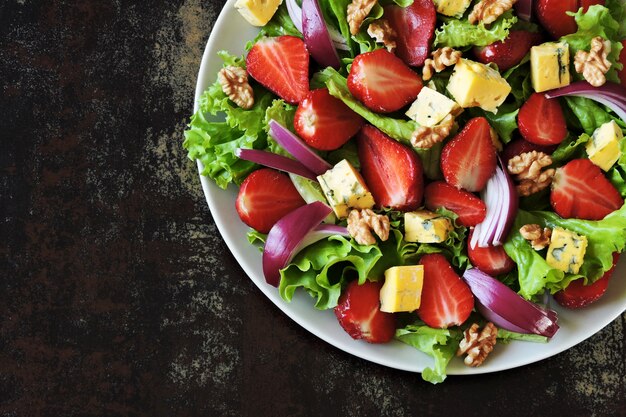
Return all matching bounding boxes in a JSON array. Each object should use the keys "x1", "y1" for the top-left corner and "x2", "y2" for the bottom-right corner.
[
  {"x1": 530, "y1": 41, "x2": 570, "y2": 93},
  {"x1": 406, "y1": 87, "x2": 463, "y2": 127},
  {"x1": 432, "y1": 0, "x2": 472, "y2": 17},
  {"x1": 546, "y1": 227, "x2": 588, "y2": 274},
  {"x1": 317, "y1": 159, "x2": 375, "y2": 218},
  {"x1": 405, "y1": 210, "x2": 453, "y2": 243},
  {"x1": 586, "y1": 120, "x2": 623, "y2": 172}
]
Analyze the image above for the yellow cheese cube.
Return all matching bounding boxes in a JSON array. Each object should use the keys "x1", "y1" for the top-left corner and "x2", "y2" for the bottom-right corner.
[
  {"x1": 432, "y1": 0, "x2": 472, "y2": 17},
  {"x1": 546, "y1": 227, "x2": 588, "y2": 274},
  {"x1": 405, "y1": 210, "x2": 453, "y2": 243},
  {"x1": 317, "y1": 159, "x2": 375, "y2": 218},
  {"x1": 379, "y1": 265, "x2": 424, "y2": 313},
  {"x1": 530, "y1": 41, "x2": 570, "y2": 93},
  {"x1": 586, "y1": 120, "x2": 623, "y2": 171},
  {"x1": 235, "y1": 0, "x2": 282, "y2": 27},
  {"x1": 446, "y1": 59, "x2": 512, "y2": 113},
  {"x1": 406, "y1": 87, "x2": 463, "y2": 127}
]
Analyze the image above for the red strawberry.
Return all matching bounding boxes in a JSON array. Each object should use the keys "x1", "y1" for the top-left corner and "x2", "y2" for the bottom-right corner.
[
  {"x1": 554, "y1": 253, "x2": 620, "y2": 309},
  {"x1": 236, "y1": 168, "x2": 306, "y2": 233},
  {"x1": 468, "y1": 230, "x2": 515, "y2": 276},
  {"x1": 357, "y1": 125, "x2": 424, "y2": 211},
  {"x1": 417, "y1": 254, "x2": 474, "y2": 329},
  {"x1": 246, "y1": 36, "x2": 309, "y2": 104},
  {"x1": 440, "y1": 117, "x2": 497, "y2": 192},
  {"x1": 424, "y1": 181, "x2": 486, "y2": 227},
  {"x1": 536, "y1": 0, "x2": 604, "y2": 39},
  {"x1": 500, "y1": 137, "x2": 557, "y2": 166},
  {"x1": 293, "y1": 89, "x2": 364, "y2": 151},
  {"x1": 550, "y1": 159, "x2": 624, "y2": 220},
  {"x1": 348, "y1": 49, "x2": 423, "y2": 113},
  {"x1": 384, "y1": 0, "x2": 437, "y2": 67},
  {"x1": 334, "y1": 280, "x2": 396, "y2": 343},
  {"x1": 518, "y1": 93, "x2": 568, "y2": 146},
  {"x1": 473, "y1": 31, "x2": 544, "y2": 72},
  {"x1": 618, "y1": 40, "x2": 626, "y2": 86}
]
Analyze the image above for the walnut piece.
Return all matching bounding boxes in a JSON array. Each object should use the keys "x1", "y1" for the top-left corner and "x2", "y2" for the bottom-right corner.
[
  {"x1": 520, "y1": 224, "x2": 552, "y2": 250},
  {"x1": 367, "y1": 19, "x2": 397, "y2": 52},
  {"x1": 423, "y1": 47, "x2": 462, "y2": 81},
  {"x1": 468, "y1": 0, "x2": 517, "y2": 24},
  {"x1": 218, "y1": 66, "x2": 254, "y2": 109},
  {"x1": 347, "y1": 209, "x2": 390, "y2": 246},
  {"x1": 457, "y1": 322, "x2": 497, "y2": 367},
  {"x1": 347, "y1": 0, "x2": 378, "y2": 36},
  {"x1": 411, "y1": 114, "x2": 456, "y2": 149},
  {"x1": 507, "y1": 151, "x2": 555, "y2": 197},
  {"x1": 574, "y1": 36, "x2": 612, "y2": 87}
]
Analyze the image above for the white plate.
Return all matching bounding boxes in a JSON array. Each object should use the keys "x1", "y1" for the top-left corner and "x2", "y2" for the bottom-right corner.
[{"x1": 193, "y1": 0, "x2": 626, "y2": 375}]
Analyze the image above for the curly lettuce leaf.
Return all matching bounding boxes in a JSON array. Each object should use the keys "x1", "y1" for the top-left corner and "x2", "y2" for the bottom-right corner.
[
  {"x1": 561, "y1": 5, "x2": 624, "y2": 83},
  {"x1": 279, "y1": 236, "x2": 383, "y2": 309},
  {"x1": 395, "y1": 322, "x2": 462, "y2": 384},
  {"x1": 434, "y1": 11, "x2": 517, "y2": 48},
  {"x1": 505, "y1": 203, "x2": 626, "y2": 299}
]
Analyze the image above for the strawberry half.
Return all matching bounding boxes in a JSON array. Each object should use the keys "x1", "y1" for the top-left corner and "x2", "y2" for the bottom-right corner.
[
  {"x1": 500, "y1": 137, "x2": 557, "y2": 166},
  {"x1": 384, "y1": 0, "x2": 437, "y2": 67},
  {"x1": 424, "y1": 181, "x2": 486, "y2": 227},
  {"x1": 536, "y1": 0, "x2": 604, "y2": 39},
  {"x1": 473, "y1": 31, "x2": 543, "y2": 72},
  {"x1": 348, "y1": 49, "x2": 423, "y2": 113},
  {"x1": 550, "y1": 159, "x2": 624, "y2": 220},
  {"x1": 518, "y1": 93, "x2": 568, "y2": 146},
  {"x1": 294, "y1": 89, "x2": 364, "y2": 151},
  {"x1": 357, "y1": 125, "x2": 424, "y2": 211},
  {"x1": 246, "y1": 36, "x2": 309, "y2": 104},
  {"x1": 554, "y1": 253, "x2": 620, "y2": 309},
  {"x1": 417, "y1": 254, "x2": 474, "y2": 329},
  {"x1": 334, "y1": 280, "x2": 396, "y2": 343},
  {"x1": 440, "y1": 117, "x2": 497, "y2": 192},
  {"x1": 467, "y1": 231, "x2": 515, "y2": 276},
  {"x1": 235, "y1": 168, "x2": 306, "y2": 233}
]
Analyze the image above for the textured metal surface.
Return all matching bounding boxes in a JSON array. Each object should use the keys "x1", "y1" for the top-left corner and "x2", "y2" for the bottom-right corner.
[{"x1": 1, "y1": 0, "x2": 624, "y2": 416}]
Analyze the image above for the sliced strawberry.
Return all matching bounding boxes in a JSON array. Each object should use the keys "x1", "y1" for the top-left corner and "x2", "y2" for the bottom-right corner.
[
  {"x1": 500, "y1": 137, "x2": 558, "y2": 166},
  {"x1": 618, "y1": 40, "x2": 626, "y2": 86},
  {"x1": 293, "y1": 89, "x2": 364, "y2": 151},
  {"x1": 424, "y1": 181, "x2": 486, "y2": 227},
  {"x1": 246, "y1": 36, "x2": 309, "y2": 104},
  {"x1": 473, "y1": 31, "x2": 544, "y2": 72},
  {"x1": 347, "y1": 49, "x2": 423, "y2": 113},
  {"x1": 554, "y1": 253, "x2": 620, "y2": 309},
  {"x1": 384, "y1": 0, "x2": 437, "y2": 67},
  {"x1": 235, "y1": 168, "x2": 306, "y2": 233},
  {"x1": 417, "y1": 254, "x2": 474, "y2": 329},
  {"x1": 536, "y1": 0, "x2": 604, "y2": 39},
  {"x1": 440, "y1": 117, "x2": 497, "y2": 192},
  {"x1": 467, "y1": 230, "x2": 515, "y2": 276},
  {"x1": 518, "y1": 93, "x2": 568, "y2": 146},
  {"x1": 334, "y1": 280, "x2": 396, "y2": 343},
  {"x1": 357, "y1": 125, "x2": 424, "y2": 211},
  {"x1": 550, "y1": 159, "x2": 624, "y2": 220}
]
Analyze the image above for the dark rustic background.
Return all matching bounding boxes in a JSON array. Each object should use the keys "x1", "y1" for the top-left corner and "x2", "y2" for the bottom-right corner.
[{"x1": 1, "y1": 0, "x2": 625, "y2": 416}]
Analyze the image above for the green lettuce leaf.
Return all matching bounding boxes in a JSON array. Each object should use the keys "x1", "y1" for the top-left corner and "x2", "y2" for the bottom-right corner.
[
  {"x1": 468, "y1": 103, "x2": 519, "y2": 144},
  {"x1": 561, "y1": 5, "x2": 624, "y2": 83},
  {"x1": 434, "y1": 11, "x2": 518, "y2": 48},
  {"x1": 563, "y1": 96, "x2": 623, "y2": 135},
  {"x1": 395, "y1": 322, "x2": 462, "y2": 384},
  {"x1": 505, "y1": 203, "x2": 626, "y2": 299},
  {"x1": 279, "y1": 235, "x2": 383, "y2": 309},
  {"x1": 550, "y1": 133, "x2": 590, "y2": 164},
  {"x1": 605, "y1": 0, "x2": 626, "y2": 39}
]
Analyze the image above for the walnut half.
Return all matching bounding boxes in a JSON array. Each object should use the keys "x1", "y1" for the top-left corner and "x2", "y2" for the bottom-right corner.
[
  {"x1": 520, "y1": 224, "x2": 552, "y2": 250},
  {"x1": 422, "y1": 47, "x2": 462, "y2": 81},
  {"x1": 468, "y1": 0, "x2": 517, "y2": 25},
  {"x1": 347, "y1": 0, "x2": 378, "y2": 35},
  {"x1": 457, "y1": 322, "x2": 497, "y2": 367},
  {"x1": 507, "y1": 151, "x2": 555, "y2": 196},
  {"x1": 218, "y1": 66, "x2": 254, "y2": 109},
  {"x1": 574, "y1": 36, "x2": 612, "y2": 87},
  {"x1": 367, "y1": 19, "x2": 397, "y2": 52},
  {"x1": 411, "y1": 114, "x2": 456, "y2": 149},
  {"x1": 347, "y1": 209, "x2": 390, "y2": 246}
]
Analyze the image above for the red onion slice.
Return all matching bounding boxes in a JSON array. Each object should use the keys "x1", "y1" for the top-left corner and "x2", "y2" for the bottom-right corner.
[
  {"x1": 263, "y1": 202, "x2": 332, "y2": 287},
  {"x1": 302, "y1": 0, "x2": 341, "y2": 69},
  {"x1": 286, "y1": 0, "x2": 303, "y2": 32},
  {"x1": 235, "y1": 148, "x2": 318, "y2": 181},
  {"x1": 545, "y1": 81, "x2": 626, "y2": 123},
  {"x1": 463, "y1": 268, "x2": 559, "y2": 337},
  {"x1": 268, "y1": 120, "x2": 332, "y2": 175},
  {"x1": 294, "y1": 224, "x2": 349, "y2": 253},
  {"x1": 514, "y1": 0, "x2": 533, "y2": 21}
]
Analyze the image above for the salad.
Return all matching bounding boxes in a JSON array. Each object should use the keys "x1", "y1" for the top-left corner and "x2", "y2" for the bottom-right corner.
[{"x1": 184, "y1": 0, "x2": 626, "y2": 383}]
